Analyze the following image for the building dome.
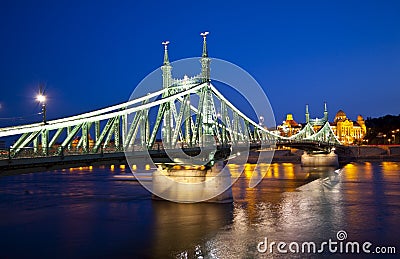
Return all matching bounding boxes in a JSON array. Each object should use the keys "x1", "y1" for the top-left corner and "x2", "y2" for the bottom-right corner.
[
  {"x1": 357, "y1": 115, "x2": 364, "y2": 121},
  {"x1": 334, "y1": 110, "x2": 347, "y2": 122},
  {"x1": 284, "y1": 113, "x2": 300, "y2": 127}
]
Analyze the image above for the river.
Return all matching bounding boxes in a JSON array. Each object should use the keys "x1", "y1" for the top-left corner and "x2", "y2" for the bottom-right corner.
[{"x1": 0, "y1": 162, "x2": 399, "y2": 258}]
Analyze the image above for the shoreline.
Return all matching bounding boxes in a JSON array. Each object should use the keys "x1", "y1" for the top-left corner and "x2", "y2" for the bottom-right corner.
[
  {"x1": 256, "y1": 146, "x2": 400, "y2": 164},
  {"x1": 1, "y1": 146, "x2": 400, "y2": 177}
]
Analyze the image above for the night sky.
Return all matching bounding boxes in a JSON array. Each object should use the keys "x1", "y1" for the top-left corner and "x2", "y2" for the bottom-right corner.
[{"x1": 0, "y1": 0, "x2": 399, "y2": 127}]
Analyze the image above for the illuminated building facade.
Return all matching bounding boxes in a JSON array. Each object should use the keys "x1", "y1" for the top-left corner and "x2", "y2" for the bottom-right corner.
[
  {"x1": 277, "y1": 114, "x2": 302, "y2": 137},
  {"x1": 330, "y1": 110, "x2": 366, "y2": 144},
  {"x1": 280, "y1": 104, "x2": 367, "y2": 145}
]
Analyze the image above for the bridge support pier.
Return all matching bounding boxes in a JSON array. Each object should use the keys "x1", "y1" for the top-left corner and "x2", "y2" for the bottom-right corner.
[
  {"x1": 152, "y1": 161, "x2": 233, "y2": 203},
  {"x1": 301, "y1": 151, "x2": 339, "y2": 167}
]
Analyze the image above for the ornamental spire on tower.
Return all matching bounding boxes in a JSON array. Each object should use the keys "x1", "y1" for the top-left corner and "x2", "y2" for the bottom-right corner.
[
  {"x1": 200, "y1": 32, "x2": 211, "y2": 81},
  {"x1": 323, "y1": 101, "x2": 328, "y2": 122},
  {"x1": 305, "y1": 104, "x2": 310, "y2": 123},
  {"x1": 200, "y1": 31, "x2": 209, "y2": 57},
  {"x1": 162, "y1": 41, "x2": 170, "y2": 65},
  {"x1": 161, "y1": 41, "x2": 172, "y2": 89}
]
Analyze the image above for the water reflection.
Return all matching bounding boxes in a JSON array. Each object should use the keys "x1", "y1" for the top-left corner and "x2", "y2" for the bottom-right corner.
[
  {"x1": 341, "y1": 162, "x2": 400, "y2": 243},
  {"x1": 174, "y1": 163, "x2": 347, "y2": 258},
  {"x1": 151, "y1": 201, "x2": 233, "y2": 258}
]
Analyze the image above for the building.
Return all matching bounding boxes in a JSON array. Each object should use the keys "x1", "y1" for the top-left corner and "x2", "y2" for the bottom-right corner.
[
  {"x1": 277, "y1": 114, "x2": 302, "y2": 137},
  {"x1": 279, "y1": 104, "x2": 366, "y2": 145},
  {"x1": 330, "y1": 110, "x2": 366, "y2": 144}
]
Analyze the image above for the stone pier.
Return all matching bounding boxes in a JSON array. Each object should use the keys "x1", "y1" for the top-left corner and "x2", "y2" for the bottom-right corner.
[
  {"x1": 152, "y1": 161, "x2": 233, "y2": 203},
  {"x1": 301, "y1": 151, "x2": 339, "y2": 167}
]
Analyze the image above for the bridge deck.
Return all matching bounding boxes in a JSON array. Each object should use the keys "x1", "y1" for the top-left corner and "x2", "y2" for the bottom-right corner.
[{"x1": 0, "y1": 146, "x2": 233, "y2": 175}]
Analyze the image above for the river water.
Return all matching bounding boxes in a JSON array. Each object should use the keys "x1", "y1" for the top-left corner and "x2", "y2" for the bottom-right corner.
[{"x1": 0, "y1": 162, "x2": 399, "y2": 258}]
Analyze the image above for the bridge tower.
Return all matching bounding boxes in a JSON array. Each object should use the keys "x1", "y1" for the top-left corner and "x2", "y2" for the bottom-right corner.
[
  {"x1": 200, "y1": 32, "x2": 211, "y2": 81},
  {"x1": 305, "y1": 104, "x2": 310, "y2": 124},
  {"x1": 307, "y1": 102, "x2": 329, "y2": 128},
  {"x1": 199, "y1": 32, "x2": 214, "y2": 147},
  {"x1": 161, "y1": 41, "x2": 173, "y2": 148},
  {"x1": 323, "y1": 101, "x2": 328, "y2": 122},
  {"x1": 161, "y1": 41, "x2": 172, "y2": 89}
]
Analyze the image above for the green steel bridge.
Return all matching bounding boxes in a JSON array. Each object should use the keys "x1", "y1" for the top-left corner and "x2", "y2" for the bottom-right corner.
[{"x1": 0, "y1": 33, "x2": 341, "y2": 172}]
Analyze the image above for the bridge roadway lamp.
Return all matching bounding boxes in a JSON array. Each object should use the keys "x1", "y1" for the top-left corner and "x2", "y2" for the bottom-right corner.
[{"x1": 36, "y1": 93, "x2": 47, "y2": 124}]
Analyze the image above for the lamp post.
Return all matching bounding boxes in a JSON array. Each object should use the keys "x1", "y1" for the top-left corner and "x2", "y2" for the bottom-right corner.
[
  {"x1": 383, "y1": 134, "x2": 386, "y2": 145},
  {"x1": 36, "y1": 93, "x2": 46, "y2": 124},
  {"x1": 393, "y1": 129, "x2": 400, "y2": 144}
]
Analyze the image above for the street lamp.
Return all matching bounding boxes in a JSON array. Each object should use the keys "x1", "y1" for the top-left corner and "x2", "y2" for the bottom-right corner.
[
  {"x1": 388, "y1": 138, "x2": 391, "y2": 145},
  {"x1": 392, "y1": 135, "x2": 396, "y2": 144},
  {"x1": 36, "y1": 93, "x2": 47, "y2": 124}
]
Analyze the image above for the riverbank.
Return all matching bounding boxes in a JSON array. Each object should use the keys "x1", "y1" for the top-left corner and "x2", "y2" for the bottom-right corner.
[
  {"x1": 1, "y1": 146, "x2": 400, "y2": 177},
  {"x1": 266, "y1": 145, "x2": 400, "y2": 164}
]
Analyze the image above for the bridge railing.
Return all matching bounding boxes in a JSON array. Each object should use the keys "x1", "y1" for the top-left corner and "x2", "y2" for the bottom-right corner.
[
  {"x1": 0, "y1": 139, "x2": 275, "y2": 161},
  {"x1": 0, "y1": 145, "x2": 126, "y2": 160},
  {"x1": 0, "y1": 142, "x2": 190, "y2": 160},
  {"x1": 276, "y1": 139, "x2": 338, "y2": 145}
]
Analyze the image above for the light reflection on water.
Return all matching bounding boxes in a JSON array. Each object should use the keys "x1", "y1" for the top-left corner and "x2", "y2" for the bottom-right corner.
[{"x1": 0, "y1": 162, "x2": 399, "y2": 258}]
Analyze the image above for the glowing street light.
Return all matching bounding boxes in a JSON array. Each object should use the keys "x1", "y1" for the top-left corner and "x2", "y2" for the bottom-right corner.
[
  {"x1": 36, "y1": 92, "x2": 47, "y2": 124},
  {"x1": 36, "y1": 94, "x2": 46, "y2": 103}
]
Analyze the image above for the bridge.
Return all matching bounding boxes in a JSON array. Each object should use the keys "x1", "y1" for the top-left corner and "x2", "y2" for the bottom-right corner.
[{"x1": 0, "y1": 33, "x2": 342, "y2": 173}]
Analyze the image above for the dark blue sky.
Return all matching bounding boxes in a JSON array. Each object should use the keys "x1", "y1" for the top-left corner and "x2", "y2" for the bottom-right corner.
[{"x1": 0, "y1": 0, "x2": 399, "y2": 126}]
